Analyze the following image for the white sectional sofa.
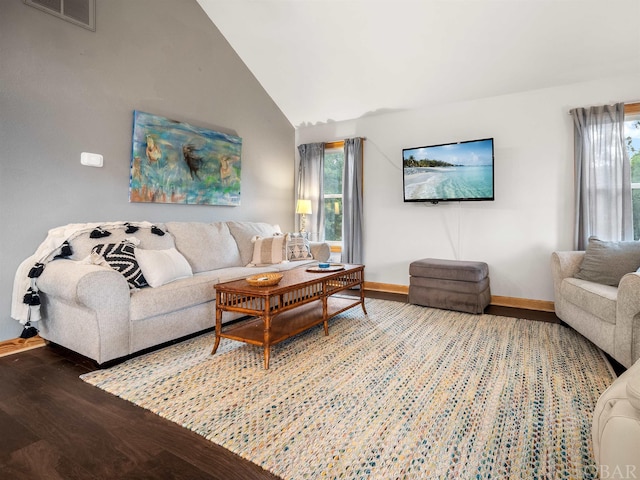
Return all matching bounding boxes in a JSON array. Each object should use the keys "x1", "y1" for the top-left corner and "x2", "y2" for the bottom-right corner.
[{"x1": 28, "y1": 221, "x2": 329, "y2": 365}]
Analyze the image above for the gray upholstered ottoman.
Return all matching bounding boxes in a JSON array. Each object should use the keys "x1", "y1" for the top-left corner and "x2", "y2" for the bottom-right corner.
[{"x1": 409, "y1": 258, "x2": 490, "y2": 314}]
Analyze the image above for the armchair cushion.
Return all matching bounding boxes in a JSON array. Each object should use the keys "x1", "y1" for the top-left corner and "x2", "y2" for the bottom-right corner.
[
  {"x1": 561, "y1": 277, "x2": 617, "y2": 325},
  {"x1": 574, "y1": 237, "x2": 640, "y2": 287}
]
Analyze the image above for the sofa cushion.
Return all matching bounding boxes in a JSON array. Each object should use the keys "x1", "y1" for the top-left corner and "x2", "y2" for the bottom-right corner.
[
  {"x1": 561, "y1": 277, "x2": 618, "y2": 325},
  {"x1": 91, "y1": 241, "x2": 148, "y2": 289},
  {"x1": 227, "y1": 221, "x2": 282, "y2": 266},
  {"x1": 135, "y1": 247, "x2": 193, "y2": 288},
  {"x1": 129, "y1": 272, "x2": 218, "y2": 321},
  {"x1": 287, "y1": 233, "x2": 314, "y2": 261},
  {"x1": 249, "y1": 234, "x2": 288, "y2": 266},
  {"x1": 165, "y1": 222, "x2": 242, "y2": 273},
  {"x1": 575, "y1": 237, "x2": 640, "y2": 286}
]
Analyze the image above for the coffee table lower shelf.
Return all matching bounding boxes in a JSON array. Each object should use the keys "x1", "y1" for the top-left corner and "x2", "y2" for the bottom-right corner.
[{"x1": 216, "y1": 295, "x2": 359, "y2": 361}]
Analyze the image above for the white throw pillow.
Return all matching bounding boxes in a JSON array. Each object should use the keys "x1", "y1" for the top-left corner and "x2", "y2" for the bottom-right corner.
[
  {"x1": 248, "y1": 234, "x2": 289, "y2": 266},
  {"x1": 286, "y1": 232, "x2": 314, "y2": 261},
  {"x1": 135, "y1": 247, "x2": 193, "y2": 288}
]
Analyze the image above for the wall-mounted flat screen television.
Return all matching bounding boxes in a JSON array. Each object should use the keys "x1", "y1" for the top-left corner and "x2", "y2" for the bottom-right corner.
[{"x1": 403, "y1": 138, "x2": 494, "y2": 203}]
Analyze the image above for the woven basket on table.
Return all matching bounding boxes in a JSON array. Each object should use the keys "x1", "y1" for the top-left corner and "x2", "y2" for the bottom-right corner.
[{"x1": 246, "y1": 272, "x2": 283, "y2": 287}]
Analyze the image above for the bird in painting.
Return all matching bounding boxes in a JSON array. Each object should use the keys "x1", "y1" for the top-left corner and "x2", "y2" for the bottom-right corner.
[
  {"x1": 220, "y1": 155, "x2": 233, "y2": 185},
  {"x1": 182, "y1": 144, "x2": 202, "y2": 180}
]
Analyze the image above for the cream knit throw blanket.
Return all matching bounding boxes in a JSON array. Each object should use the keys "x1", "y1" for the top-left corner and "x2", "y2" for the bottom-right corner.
[{"x1": 11, "y1": 221, "x2": 155, "y2": 325}]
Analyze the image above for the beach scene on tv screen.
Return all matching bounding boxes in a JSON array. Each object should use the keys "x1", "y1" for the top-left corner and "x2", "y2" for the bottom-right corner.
[{"x1": 403, "y1": 139, "x2": 494, "y2": 201}]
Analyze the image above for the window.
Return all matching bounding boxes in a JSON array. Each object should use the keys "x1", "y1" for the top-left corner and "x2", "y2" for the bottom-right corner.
[
  {"x1": 323, "y1": 145, "x2": 344, "y2": 242},
  {"x1": 625, "y1": 103, "x2": 640, "y2": 239}
]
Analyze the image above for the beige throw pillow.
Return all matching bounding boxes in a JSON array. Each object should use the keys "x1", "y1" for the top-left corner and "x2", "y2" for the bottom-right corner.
[{"x1": 248, "y1": 234, "x2": 289, "y2": 266}]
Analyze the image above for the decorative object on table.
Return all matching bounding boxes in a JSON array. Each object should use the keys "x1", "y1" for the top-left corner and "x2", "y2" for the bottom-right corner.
[
  {"x1": 306, "y1": 263, "x2": 345, "y2": 272},
  {"x1": 129, "y1": 110, "x2": 242, "y2": 206},
  {"x1": 295, "y1": 199, "x2": 312, "y2": 233},
  {"x1": 246, "y1": 272, "x2": 283, "y2": 287}
]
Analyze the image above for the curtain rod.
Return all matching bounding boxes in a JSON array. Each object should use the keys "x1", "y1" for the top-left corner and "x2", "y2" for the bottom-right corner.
[
  {"x1": 568, "y1": 102, "x2": 640, "y2": 115},
  {"x1": 325, "y1": 137, "x2": 366, "y2": 149}
]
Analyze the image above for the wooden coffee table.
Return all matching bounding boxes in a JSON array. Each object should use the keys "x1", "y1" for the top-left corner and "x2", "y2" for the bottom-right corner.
[{"x1": 211, "y1": 264, "x2": 366, "y2": 369}]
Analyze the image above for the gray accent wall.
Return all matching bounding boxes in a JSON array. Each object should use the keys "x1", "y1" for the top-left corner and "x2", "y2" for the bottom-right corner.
[{"x1": 0, "y1": 0, "x2": 295, "y2": 341}]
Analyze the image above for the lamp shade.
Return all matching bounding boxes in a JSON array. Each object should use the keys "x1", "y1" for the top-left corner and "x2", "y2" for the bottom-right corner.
[{"x1": 295, "y1": 199, "x2": 312, "y2": 215}]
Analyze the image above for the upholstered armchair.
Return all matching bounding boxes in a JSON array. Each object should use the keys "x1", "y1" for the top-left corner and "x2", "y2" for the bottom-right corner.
[{"x1": 551, "y1": 238, "x2": 640, "y2": 369}]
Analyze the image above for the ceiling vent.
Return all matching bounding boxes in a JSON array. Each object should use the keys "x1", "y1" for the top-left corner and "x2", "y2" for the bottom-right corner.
[{"x1": 24, "y1": 0, "x2": 95, "y2": 31}]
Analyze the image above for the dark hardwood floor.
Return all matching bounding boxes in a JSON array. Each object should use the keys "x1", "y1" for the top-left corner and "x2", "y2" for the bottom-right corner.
[
  {"x1": 0, "y1": 294, "x2": 619, "y2": 479},
  {"x1": 0, "y1": 341, "x2": 280, "y2": 480}
]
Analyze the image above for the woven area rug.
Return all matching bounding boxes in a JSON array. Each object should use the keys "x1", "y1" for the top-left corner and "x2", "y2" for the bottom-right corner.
[{"x1": 81, "y1": 298, "x2": 615, "y2": 479}]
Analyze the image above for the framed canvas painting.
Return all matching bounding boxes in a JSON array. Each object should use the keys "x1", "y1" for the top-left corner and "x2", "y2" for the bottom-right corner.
[{"x1": 129, "y1": 111, "x2": 242, "y2": 206}]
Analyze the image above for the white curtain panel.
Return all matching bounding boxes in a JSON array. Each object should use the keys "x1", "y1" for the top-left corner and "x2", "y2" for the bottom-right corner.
[
  {"x1": 297, "y1": 142, "x2": 325, "y2": 241},
  {"x1": 571, "y1": 103, "x2": 631, "y2": 249}
]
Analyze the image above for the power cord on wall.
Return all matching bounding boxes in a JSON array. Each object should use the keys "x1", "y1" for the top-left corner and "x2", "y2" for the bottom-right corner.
[{"x1": 367, "y1": 137, "x2": 463, "y2": 260}]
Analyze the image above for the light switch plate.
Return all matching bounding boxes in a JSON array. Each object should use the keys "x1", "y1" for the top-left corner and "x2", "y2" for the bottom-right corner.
[{"x1": 81, "y1": 152, "x2": 103, "y2": 167}]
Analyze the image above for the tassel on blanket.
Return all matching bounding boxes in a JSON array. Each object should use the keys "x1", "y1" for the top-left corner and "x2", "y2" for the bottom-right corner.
[
  {"x1": 59, "y1": 241, "x2": 72, "y2": 257},
  {"x1": 20, "y1": 322, "x2": 38, "y2": 339},
  {"x1": 90, "y1": 227, "x2": 111, "y2": 238},
  {"x1": 28, "y1": 263, "x2": 44, "y2": 278},
  {"x1": 23, "y1": 288, "x2": 41, "y2": 306},
  {"x1": 54, "y1": 241, "x2": 73, "y2": 259},
  {"x1": 125, "y1": 223, "x2": 139, "y2": 234},
  {"x1": 151, "y1": 225, "x2": 165, "y2": 236}
]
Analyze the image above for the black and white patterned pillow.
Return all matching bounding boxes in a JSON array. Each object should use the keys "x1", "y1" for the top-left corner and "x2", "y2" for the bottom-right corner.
[
  {"x1": 287, "y1": 233, "x2": 314, "y2": 261},
  {"x1": 92, "y1": 241, "x2": 148, "y2": 289}
]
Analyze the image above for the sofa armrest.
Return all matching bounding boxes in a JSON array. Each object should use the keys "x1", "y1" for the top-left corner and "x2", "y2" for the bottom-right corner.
[
  {"x1": 36, "y1": 259, "x2": 132, "y2": 363},
  {"x1": 309, "y1": 242, "x2": 331, "y2": 262},
  {"x1": 593, "y1": 358, "x2": 640, "y2": 476},
  {"x1": 629, "y1": 372, "x2": 640, "y2": 410},
  {"x1": 615, "y1": 272, "x2": 640, "y2": 367},
  {"x1": 37, "y1": 259, "x2": 130, "y2": 309}
]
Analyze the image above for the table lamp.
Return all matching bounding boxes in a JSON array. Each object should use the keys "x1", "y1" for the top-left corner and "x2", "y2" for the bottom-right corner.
[{"x1": 295, "y1": 199, "x2": 312, "y2": 233}]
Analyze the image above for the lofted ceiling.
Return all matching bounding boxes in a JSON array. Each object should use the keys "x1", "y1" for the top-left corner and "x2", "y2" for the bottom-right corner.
[{"x1": 196, "y1": 0, "x2": 640, "y2": 127}]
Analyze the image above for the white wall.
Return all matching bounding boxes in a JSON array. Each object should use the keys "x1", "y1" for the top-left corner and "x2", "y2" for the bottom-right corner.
[
  {"x1": 296, "y1": 75, "x2": 640, "y2": 302},
  {"x1": 0, "y1": 0, "x2": 294, "y2": 341}
]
